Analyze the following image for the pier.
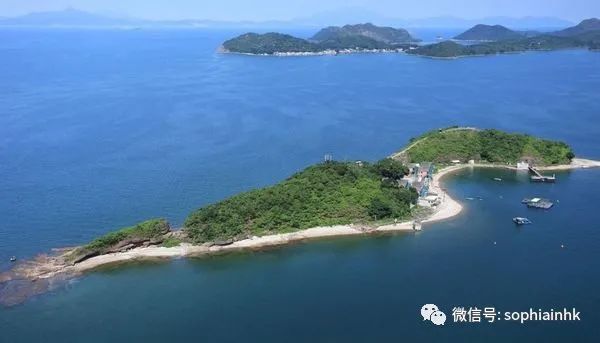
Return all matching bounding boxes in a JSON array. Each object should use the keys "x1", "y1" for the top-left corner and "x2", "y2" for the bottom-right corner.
[{"x1": 529, "y1": 166, "x2": 556, "y2": 183}]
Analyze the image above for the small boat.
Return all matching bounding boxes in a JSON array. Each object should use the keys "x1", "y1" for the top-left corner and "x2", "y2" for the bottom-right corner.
[
  {"x1": 493, "y1": 177, "x2": 502, "y2": 181},
  {"x1": 10, "y1": 256, "x2": 17, "y2": 262},
  {"x1": 513, "y1": 217, "x2": 532, "y2": 225},
  {"x1": 466, "y1": 197, "x2": 475, "y2": 200},
  {"x1": 413, "y1": 221, "x2": 422, "y2": 231}
]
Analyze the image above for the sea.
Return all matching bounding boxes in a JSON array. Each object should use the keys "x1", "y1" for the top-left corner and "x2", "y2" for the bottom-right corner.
[{"x1": 0, "y1": 28, "x2": 599, "y2": 342}]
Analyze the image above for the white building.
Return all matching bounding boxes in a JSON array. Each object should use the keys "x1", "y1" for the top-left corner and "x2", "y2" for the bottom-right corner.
[{"x1": 517, "y1": 161, "x2": 530, "y2": 170}]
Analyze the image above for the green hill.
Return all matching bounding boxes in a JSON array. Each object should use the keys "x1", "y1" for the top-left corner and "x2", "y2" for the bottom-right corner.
[
  {"x1": 454, "y1": 24, "x2": 524, "y2": 41},
  {"x1": 184, "y1": 160, "x2": 418, "y2": 243},
  {"x1": 222, "y1": 32, "x2": 319, "y2": 54},
  {"x1": 311, "y1": 23, "x2": 419, "y2": 44},
  {"x1": 410, "y1": 18, "x2": 600, "y2": 58},
  {"x1": 552, "y1": 18, "x2": 600, "y2": 37},
  {"x1": 396, "y1": 128, "x2": 574, "y2": 165},
  {"x1": 221, "y1": 23, "x2": 419, "y2": 55}
]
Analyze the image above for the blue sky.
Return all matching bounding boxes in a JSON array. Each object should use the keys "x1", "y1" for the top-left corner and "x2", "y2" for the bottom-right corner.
[{"x1": 0, "y1": 0, "x2": 598, "y2": 21}]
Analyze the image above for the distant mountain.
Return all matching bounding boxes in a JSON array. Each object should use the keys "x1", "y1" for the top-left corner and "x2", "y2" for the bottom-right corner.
[
  {"x1": 310, "y1": 23, "x2": 419, "y2": 44},
  {"x1": 393, "y1": 16, "x2": 573, "y2": 29},
  {"x1": 454, "y1": 24, "x2": 525, "y2": 41},
  {"x1": 551, "y1": 18, "x2": 600, "y2": 37},
  {"x1": 0, "y1": 8, "x2": 137, "y2": 27}
]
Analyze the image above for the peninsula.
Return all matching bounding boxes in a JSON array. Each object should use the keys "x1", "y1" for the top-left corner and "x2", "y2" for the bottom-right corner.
[{"x1": 2, "y1": 127, "x2": 599, "y2": 307}]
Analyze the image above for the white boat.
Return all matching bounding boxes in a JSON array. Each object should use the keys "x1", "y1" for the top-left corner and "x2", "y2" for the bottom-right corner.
[
  {"x1": 513, "y1": 217, "x2": 532, "y2": 225},
  {"x1": 10, "y1": 256, "x2": 16, "y2": 262},
  {"x1": 493, "y1": 177, "x2": 502, "y2": 181}
]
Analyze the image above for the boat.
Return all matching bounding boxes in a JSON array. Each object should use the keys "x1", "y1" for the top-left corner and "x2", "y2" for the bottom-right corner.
[
  {"x1": 513, "y1": 217, "x2": 532, "y2": 225},
  {"x1": 10, "y1": 256, "x2": 16, "y2": 262},
  {"x1": 466, "y1": 197, "x2": 475, "y2": 200},
  {"x1": 413, "y1": 221, "x2": 423, "y2": 231},
  {"x1": 493, "y1": 177, "x2": 502, "y2": 181}
]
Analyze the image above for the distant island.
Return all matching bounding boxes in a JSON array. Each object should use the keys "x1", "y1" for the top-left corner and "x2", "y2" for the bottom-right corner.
[
  {"x1": 220, "y1": 18, "x2": 600, "y2": 58},
  {"x1": 410, "y1": 18, "x2": 600, "y2": 58},
  {"x1": 3, "y1": 127, "x2": 600, "y2": 306},
  {"x1": 453, "y1": 24, "x2": 530, "y2": 41},
  {"x1": 220, "y1": 23, "x2": 419, "y2": 55}
]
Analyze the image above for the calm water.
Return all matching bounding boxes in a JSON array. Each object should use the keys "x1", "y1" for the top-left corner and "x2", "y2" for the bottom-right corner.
[{"x1": 1, "y1": 29, "x2": 600, "y2": 341}]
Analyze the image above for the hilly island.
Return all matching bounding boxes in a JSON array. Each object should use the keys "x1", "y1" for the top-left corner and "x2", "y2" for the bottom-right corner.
[
  {"x1": 221, "y1": 19, "x2": 600, "y2": 57},
  {"x1": 3, "y1": 127, "x2": 598, "y2": 307}
]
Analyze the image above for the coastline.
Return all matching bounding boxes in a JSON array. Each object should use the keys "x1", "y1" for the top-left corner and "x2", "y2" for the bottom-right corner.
[
  {"x1": 0, "y1": 164, "x2": 464, "y2": 293},
  {"x1": 218, "y1": 45, "x2": 410, "y2": 57},
  {"x1": 2, "y1": 157, "x2": 599, "y2": 306}
]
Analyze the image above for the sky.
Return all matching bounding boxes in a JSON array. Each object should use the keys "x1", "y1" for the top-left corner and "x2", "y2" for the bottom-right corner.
[{"x1": 0, "y1": 0, "x2": 598, "y2": 22}]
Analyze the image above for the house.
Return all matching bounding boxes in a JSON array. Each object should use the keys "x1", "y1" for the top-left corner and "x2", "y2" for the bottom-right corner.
[{"x1": 517, "y1": 161, "x2": 529, "y2": 170}]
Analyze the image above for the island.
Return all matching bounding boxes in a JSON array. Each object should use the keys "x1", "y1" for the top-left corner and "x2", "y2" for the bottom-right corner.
[
  {"x1": 409, "y1": 18, "x2": 600, "y2": 58},
  {"x1": 2, "y1": 127, "x2": 600, "y2": 306},
  {"x1": 219, "y1": 18, "x2": 600, "y2": 58},
  {"x1": 453, "y1": 24, "x2": 527, "y2": 41},
  {"x1": 220, "y1": 23, "x2": 419, "y2": 56}
]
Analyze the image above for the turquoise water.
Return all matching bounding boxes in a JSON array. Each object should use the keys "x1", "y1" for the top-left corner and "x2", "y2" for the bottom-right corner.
[{"x1": 1, "y1": 29, "x2": 600, "y2": 341}]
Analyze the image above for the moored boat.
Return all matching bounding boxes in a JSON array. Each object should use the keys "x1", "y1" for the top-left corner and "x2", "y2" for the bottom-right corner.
[{"x1": 513, "y1": 217, "x2": 532, "y2": 225}]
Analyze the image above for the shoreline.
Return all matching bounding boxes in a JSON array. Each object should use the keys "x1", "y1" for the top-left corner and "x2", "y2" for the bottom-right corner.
[
  {"x1": 2, "y1": 157, "x2": 599, "y2": 306},
  {"x1": 0, "y1": 164, "x2": 464, "y2": 298},
  {"x1": 218, "y1": 46, "x2": 411, "y2": 57}
]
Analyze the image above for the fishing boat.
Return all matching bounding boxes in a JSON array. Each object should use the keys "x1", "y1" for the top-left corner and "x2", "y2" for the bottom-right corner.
[
  {"x1": 513, "y1": 217, "x2": 532, "y2": 225},
  {"x1": 10, "y1": 256, "x2": 16, "y2": 262}
]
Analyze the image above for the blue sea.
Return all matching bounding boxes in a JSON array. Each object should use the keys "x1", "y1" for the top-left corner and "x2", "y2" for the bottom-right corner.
[{"x1": 1, "y1": 28, "x2": 599, "y2": 342}]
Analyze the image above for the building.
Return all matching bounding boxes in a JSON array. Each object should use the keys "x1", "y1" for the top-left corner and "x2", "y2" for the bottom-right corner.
[{"x1": 517, "y1": 161, "x2": 530, "y2": 170}]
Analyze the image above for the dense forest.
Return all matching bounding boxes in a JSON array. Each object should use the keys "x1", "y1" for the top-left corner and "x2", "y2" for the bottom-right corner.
[
  {"x1": 184, "y1": 160, "x2": 418, "y2": 242},
  {"x1": 401, "y1": 128, "x2": 574, "y2": 165}
]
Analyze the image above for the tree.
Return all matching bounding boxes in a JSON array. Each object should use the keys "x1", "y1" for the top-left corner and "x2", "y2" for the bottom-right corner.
[
  {"x1": 373, "y1": 158, "x2": 408, "y2": 180},
  {"x1": 368, "y1": 198, "x2": 392, "y2": 219}
]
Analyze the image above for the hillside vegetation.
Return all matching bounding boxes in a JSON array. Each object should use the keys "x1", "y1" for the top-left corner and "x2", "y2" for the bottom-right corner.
[
  {"x1": 67, "y1": 219, "x2": 170, "y2": 263},
  {"x1": 399, "y1": 128, "x2": 574, "y2": 165},
  {"x1": 411, "y1": 18, "x2": 600, "y2": 58},
  {"x1": 310, "y1": 23, "x2": 419, "y2": 44},
  {"x1": 221, "y1": 23, "x2": 418, "y2": 54},
  {"x1": 184, "y1": 160, "x2": 418, "y2": 243},
  {"x1": 454, "y1": 24, "x2": 525, "y2": 41}
]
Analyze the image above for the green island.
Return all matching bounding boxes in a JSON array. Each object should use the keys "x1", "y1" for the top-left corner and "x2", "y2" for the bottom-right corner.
[
  {"x1": 59, "y1": 127, "x2": 576, "y2": 264},
  {"x1": 453, "y1": 24, "x2": 527, "y2": 41},
  {"x1": 221, "y1": 23, "x2": 418, "y2": 55},
  {"x1": 409, "y1": 18, "x2": 600, "y2": 58},
  {"x1": 221, "y1": 18, "x2": 600, "y2": 58}
]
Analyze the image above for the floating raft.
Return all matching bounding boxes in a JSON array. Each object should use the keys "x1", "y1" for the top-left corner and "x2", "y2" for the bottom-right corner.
[
  {"x1": 522, "y1": 197, "x2": 554, "y2": 209},
  {"x1": 529, "y1": 166, "x2": 556, "y2": 183}
]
